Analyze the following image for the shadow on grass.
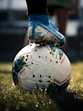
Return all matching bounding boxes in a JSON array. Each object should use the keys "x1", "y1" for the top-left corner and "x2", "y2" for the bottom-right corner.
[
  {"x1": 0, "y1": 90, "x2": 82, "y2": 111},
  {"x1": 48, "y1": 90, "x2": 83, "y2": 111}
]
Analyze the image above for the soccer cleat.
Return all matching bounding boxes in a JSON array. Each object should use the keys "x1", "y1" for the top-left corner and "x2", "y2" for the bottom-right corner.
[{"x1": 27, "y1": 15, "x2": 66, "y2": 46}]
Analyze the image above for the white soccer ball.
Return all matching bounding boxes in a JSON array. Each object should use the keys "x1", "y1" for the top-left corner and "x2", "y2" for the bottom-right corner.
[{"x1": 12, "y1": 43, "x2": 71, "y2": 92}]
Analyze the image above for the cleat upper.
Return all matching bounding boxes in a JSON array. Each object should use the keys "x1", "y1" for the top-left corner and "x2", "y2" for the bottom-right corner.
[{"x1": 27, "y1": 15, "x2": 65, "y2": 46}]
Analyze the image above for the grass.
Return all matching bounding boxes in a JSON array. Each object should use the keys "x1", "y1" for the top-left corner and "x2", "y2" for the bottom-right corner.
[
  {"x1": 0, "y1": 61, "x2": 83, "y2": 111},
  {"x1": 68, "y1": 62, "x2": 83, "y2": 99}
]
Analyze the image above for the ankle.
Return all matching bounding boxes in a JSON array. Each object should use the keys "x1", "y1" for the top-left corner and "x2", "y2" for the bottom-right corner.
[{"x1": 28, "y1": 15, "x2": 49, "y2": 24}]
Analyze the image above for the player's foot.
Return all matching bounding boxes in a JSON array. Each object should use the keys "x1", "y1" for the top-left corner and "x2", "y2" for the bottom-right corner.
[{"x1": 27, "y1": 15, "x2": 65, "y2": 46}]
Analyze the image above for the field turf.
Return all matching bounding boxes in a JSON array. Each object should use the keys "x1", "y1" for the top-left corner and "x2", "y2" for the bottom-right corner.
[{"x1": 0, "y1": 61, "x2": 83, "y2": 111}]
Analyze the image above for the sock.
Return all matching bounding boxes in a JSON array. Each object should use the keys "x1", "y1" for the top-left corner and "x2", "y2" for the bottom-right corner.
[{"x1": 26, "y1": 0, "x2": 48, "y2": 15}]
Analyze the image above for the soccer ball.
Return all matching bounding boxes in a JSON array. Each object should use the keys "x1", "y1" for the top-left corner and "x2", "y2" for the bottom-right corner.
[{"x1": 12, "y1": 43, "x2": 71, "y2": 92}]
